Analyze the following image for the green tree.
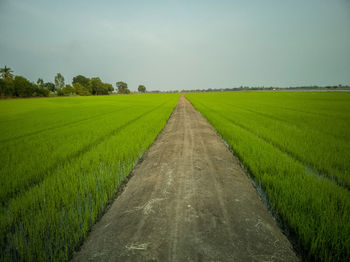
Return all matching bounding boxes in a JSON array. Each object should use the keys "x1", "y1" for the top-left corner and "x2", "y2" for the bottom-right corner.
[
  {"x1": 37, "y1": 78, "x2": 44, "y2": 88},
  {"x1": 54, "y1": 73, "x2": 65, "y2": 92},
  {"x1": 44, "y1": 82, "x2": 56, "y2": 93},
  {"x1": 73, "y1": 82, "x2": 91, "y2": 96},
  {"x1": 104, "y1": 83, "x2": 114, "y2": 93},
  {"x1": 13, "y1": 76, "x2": 35, "y2": 97},
  {"x1": 37, "y1": 87, "x2": 49, "y2": 97},
  {"x1": 0, "y1": 66, "x2": 14, "y2": 80},
  {"x1": 88, "y1": 78, "x2": 114, "y2": 95},
  {"x1": 116, "y1": 81, "x2": 130, "y2": 94},
  {"x1": 89, "y1": 77, "x2": 103, "y2": 95},
  {"x1": 72, "y1": 75, "x2": 90, "y2": 88},
  {"x1": 56, "y1": 89, "x2": 64, "y2": 96},
  {"x1": 34, "y1": 78, "x2": 49, "y2": 97},
  {"x1": 0, "y1": 78, "x2": 14, "y2": 97},
  {"x1": 62, "y1": 84, "x2": 74, "y2": 96},
  {"x1": 138, "y1": 85, "x2": 146, "y2": 93},
  {"x1": 0, "y1": 72, "x2": 49, "y2": 97}
]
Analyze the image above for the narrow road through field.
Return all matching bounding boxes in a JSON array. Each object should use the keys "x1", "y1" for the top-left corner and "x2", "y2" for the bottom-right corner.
[{"x1": 72, "y1": 96, "x2": 298, "y2": 262}]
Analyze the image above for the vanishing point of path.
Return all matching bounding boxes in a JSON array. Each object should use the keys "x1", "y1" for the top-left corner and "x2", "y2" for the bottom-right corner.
[{"x1": 72, "y1": 96, "x2": 298, "y2": 262}]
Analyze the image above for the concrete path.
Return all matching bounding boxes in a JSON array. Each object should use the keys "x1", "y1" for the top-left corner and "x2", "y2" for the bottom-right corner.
[{"x1": 72, "y1": 95, "x2": 298, "y2": 262}]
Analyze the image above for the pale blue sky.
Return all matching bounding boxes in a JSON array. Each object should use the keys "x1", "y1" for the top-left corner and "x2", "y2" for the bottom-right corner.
[{"x1": 1, "y1": 0, "x2": 350, "y2": 91}]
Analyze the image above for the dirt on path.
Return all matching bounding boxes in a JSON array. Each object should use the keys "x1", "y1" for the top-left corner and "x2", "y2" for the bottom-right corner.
[{"x1": 72, "y1": 95, "x2": 298, "y2": 262}]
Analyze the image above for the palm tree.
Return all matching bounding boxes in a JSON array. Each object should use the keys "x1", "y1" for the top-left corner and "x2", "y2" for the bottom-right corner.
[{"x1": 0, "y1": 66, "x2": 14, "y2": 80}]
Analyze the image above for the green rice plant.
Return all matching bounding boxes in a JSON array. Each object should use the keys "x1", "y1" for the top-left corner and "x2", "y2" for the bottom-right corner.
[
  {"x1": 186, "y1": 92, "x2": 350, "y2": 261},
  {"x1": 0, "y1": 94, "x2": 179, "y2": 261}
]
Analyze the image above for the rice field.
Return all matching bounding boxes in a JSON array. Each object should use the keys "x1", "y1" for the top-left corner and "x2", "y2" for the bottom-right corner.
[
  {"x1": 186, "y1": 92, "x2": 350, "y2": 261},
  {"x1": 0, "y1": 94, "x2": 179, "y2": 261},
  {"x1": 2, "y1": 91, "x2": 349, "y2": 261}
]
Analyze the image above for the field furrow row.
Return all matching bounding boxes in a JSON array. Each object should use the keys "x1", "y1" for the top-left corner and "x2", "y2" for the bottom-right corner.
[
  {"x1": 194, "y1": 98, "x2": 350, "y2": 189},
  {"x1": 232, "y1": 103, "x2": 349, "y2": 142},
  {"x1": 1, "y1": 99, "x2": 170, "y2": 208},
  {"x1": 0, "y1": 105, "x2": 136, "y2": 144}
]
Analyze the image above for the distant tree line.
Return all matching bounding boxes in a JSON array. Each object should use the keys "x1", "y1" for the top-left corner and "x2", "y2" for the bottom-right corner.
[
  {"x1": 182, "y1": 85, "x2": 350, "y2": 93},
  {"x1": 0, "y1": 66, "x2": 50, "y2": 97},
  {"x1": 115, "y1": 82, "x2": 147, "y2": 94},
  {"x1": 0, "y1": 66, "x2": 147, "y2": 98},
  {"x1": 71, "y1": 75, "x2": 114, "y2": 96}
]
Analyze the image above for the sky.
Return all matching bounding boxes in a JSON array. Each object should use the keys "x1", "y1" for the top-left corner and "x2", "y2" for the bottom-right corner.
[{"x1": 1, "y1": 0, "x2": 350, "y2": 91}]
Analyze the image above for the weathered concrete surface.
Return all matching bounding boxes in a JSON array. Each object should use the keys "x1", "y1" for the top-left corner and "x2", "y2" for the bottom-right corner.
[{"x1": 72, "y1": 95, "x2": 298, "y2": 262}]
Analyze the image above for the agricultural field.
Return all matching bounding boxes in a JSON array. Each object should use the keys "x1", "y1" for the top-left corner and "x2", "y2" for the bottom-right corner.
[
  {"x1": 186, "y1": 92, "x2": 350, "y2": 261},
  {"x1": 0, "y1": 94, "x2": 179, "y2": 261}
]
